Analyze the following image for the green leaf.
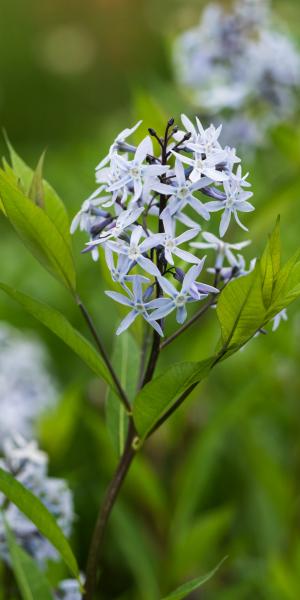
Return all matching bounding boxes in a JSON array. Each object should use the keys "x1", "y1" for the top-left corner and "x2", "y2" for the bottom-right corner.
[
  {"x1": 133, "y1": 358, "x2": 213, "y2": 440},
  {"x1": 5, "y1": 138, "x2": 72, "y2": 249},
  {"x1": 0, "y1": 169, "x2": 76, "y2": 292},
  {"x1": 106, "y1": 331, "x2": 139, "y2": 455},
  {"x1": 0, "y1": 282, "x2": 115, "y2": 391},
  {"x1": 28, "y1": 152, "x2": 46, "y2": 209},
  {"x1": 0, "y1": 467, "x2": 79, "y2": 579},
  {"x1": 261, "y1": 216, "x2": 281, "y2": 307},
  {"x1": 161, "y1": 557, "x2": 227, "y2": 600},
  {"x1": 4, "y1": 521, "x2": 53, "y2": 600},
  {"x1": 216, "y1": 264, "x2": 265, "y2": 353}
]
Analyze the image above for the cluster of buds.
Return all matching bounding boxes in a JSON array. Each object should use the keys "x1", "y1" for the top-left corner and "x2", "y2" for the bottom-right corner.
[
  {"x1": 0, "y1": 436, "x2": 74, "y2": 567},
  {"x1": 173, "y1": 0, "x2": 300, "y2": 148},
  {"x1": 71, "y1": 115, "x2": 256, "y2": 337},
  {"x1": 0, "y1": 324, "x2": 57, "y2": 446}
]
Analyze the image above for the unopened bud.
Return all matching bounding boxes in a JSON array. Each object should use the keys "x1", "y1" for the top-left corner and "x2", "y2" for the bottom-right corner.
[
  {"x1": 143, "y1": 285, "x2": 154, "y2": 301},
  {"x1": 148, "y1": 128, "x2": 157, "y2": 137},
  {"x1": 174, "y1": 267, "x2": 185, "y2": 283},
  {"x1": 168, "y1": 117, "x2": 175, "y2": 127}
]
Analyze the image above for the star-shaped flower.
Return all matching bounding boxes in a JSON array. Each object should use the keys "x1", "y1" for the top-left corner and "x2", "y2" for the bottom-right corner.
[
  {"x1": 150, "y1": 210, "x2": 201, "y2": 266},
  {"x1": 108, "y1": 136, "x2": 169, "y2": 202},
  {"x1": 191, "y1": 231, "x2": 251, "y2": 268},
  {"x1": 152, "y1": 159, "x2": 211, "y2": 220},
  {"x1": 95, "y1": 120, "x2": 142, "y2": 171},
  {"x1": 106, "y1": 277, "x2": 163, "y2": 336},
  {"x1": 205, "y1": 173, "x2": 254, "y2": 236},
  {"x1": 85, "y1": 206, "x2": 144, "y2": 249},
  {"x1": 149, "y1": 261, "x2": 218, "y2": 324},
  {"x1": 107, "y1": 225, "x2": 161, "y2": 277}
]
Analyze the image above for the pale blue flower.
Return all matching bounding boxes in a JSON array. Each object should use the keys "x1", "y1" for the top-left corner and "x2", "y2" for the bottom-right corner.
[
  {"x1": 150, "y1": 262, "x2": 218, "y2": 324},
  {"x1": 151, "y1": 210, "x2": 201, "y2": 266},
  {"x1": 95, "y1": 120, "x2": 142, "y2": 171},
  {"x1": 86, "y1": 206, "x2": 144, "y2": 249},
  {"x1": 172, "y1": 147, "x2": 228, "y2": 184},
  {"x1": 104, "y1": 246, "x2": 149, "y2": 287},
  {"x1": 152, "y1": 159, "x2": 211, "y2": 220},
  {"x1": 106, "y1": 277, "x2": 163, "y2": 336},
  {"x1": 108, "y1": 136, "x2": 169, "y2": 202},
  {"x1": 272, "y1": 309, "x2": 288, "y2": 332},
  {"x1": 191, "y1": 231, "x2": 251, "y2": 268},
  {"x1": 107, "y1": 225, "x2": 161, "y2": 277},
  {"x1": 206, "y1": 173, "x2": 254, "y2": 236}
]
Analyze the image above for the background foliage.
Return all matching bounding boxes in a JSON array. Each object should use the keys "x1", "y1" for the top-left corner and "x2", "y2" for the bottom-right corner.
[{"x1": 1, "y1": 0, "x2": 300, "y2": 598}]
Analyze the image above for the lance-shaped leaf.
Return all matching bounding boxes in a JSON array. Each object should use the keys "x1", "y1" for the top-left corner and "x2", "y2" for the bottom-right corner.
[
  {"x1": 216, "y1": 264, "x2": 265, "y2": 354},
  {"x1": 4, "y1": 521, "x2": 53, "y2": 600},
  {"x1": 0, "y1": 169, "x2": 76, "y2": 292},
  {"x1": 133, "y1": 358, "x2": 213, "y2": 440},
  {"x1": 260, "y1": 216, "x2": 281, "y2": 307},
  {"x1": 161, "y1": 557, "x2": 227, "y2": 600},
  {"x1": 0, "y1": 282, "x2": 115, "y2": 391},
  {"x1": 0, "y1": 467, "x2": 79, "y2": 579},
  {"x1": 106, "y1": 332, "x2": 139, "y2": 456},
  {"x1": 28, "y1": 151, "x2": 46, "y2": 209},
  {"x1": 4, "y1": 138, "x2": 72, "y2": 251}
]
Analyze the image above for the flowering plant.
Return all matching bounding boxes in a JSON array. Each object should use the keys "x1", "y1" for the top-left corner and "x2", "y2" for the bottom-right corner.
[{"x1": 0, "y1": 115, "x2": 299, "y2": 598}]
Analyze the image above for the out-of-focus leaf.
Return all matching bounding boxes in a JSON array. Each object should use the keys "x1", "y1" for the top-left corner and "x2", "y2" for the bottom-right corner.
[
  {"x1": 0, "y1": 467, "x2": 79, "y2": 579},
  {"x1": 5, "y1": 139, "x2": 72, "y2": 250},
  {"x1": 39, "y1": 386, "x2": 82, "y2": 458},
  {"x1": 0, "y1": 283, "x2": 115, "y2": 391},
  {"x1": 28, "y1": 152, "x2": 45, "y2": 208},
  {"x1": 112, "y1": 505, "x2": 160, "y2": 600},
  {"x1": 133, "y1": 358, "x2": 214, "y2": 440},
  {"x1": 106, "y1": 331, "x2": 139, "y2": 455},
  {"x1": 0, "y1": 170, "x2": 76, "y2": 292},
  {"x1": 161, "y1": 557, "x2": 227, "y2": 600},
  {"x1": 4, "y1": 521, "x2": 53, "y2": 600},
  {"x1": 171, "y1": 507, "x2": 233, "y2": 577}
]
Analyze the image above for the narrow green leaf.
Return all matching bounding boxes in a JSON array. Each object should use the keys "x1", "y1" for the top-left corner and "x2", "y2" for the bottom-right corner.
[
  {"x1": 106, "y1": 332, "x2": 139, "y2": 455},
  {"x1": 261, "y1": 217, "x2": 281, "y2": 307},
  {"x1": 133, "y1": 358, "x2": 213, "y2": 440},
  {"x1": 0, "y1": 468, "x2": 79, "y2": 579},
  {"x1": 0, "y1": 170, "x2": 76, "y2": 292},
  {"x1": 5, "y1": 521, "x2": 53, "y2": 600},
  {"x1": 5, "y1": 138, "x2": 72, "y2": 249},
  {"x1": 216, "y1": 264, "x2": 265, "y2": 352},
  {"x1": 28, "y1": 152, "x2": 46, "y2": 208},
  {"x1": 0, "y1": 282, "x2": 115, "y2": 391},
  {"x1": 161, "y1": 557, "x2": 227, "y2": 600}
]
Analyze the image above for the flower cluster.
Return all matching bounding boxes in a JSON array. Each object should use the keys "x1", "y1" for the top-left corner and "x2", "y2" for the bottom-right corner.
[
  {"x1": 173, "y1": 0, "x2": 300, "y2": 148},
  {"x1": 0, "y1": 324, "x2": 57, "y2": 447},
  {"x1": 71, "y1": 115, "x2": 257, "y2": 336},
  {"x1": 0, "y1": 436, "x2": 74, "y2": 567}
]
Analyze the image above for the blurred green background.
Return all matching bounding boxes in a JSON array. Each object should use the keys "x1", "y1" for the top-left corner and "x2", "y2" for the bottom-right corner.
[{"x1": 1, "y1": 0, "x2": 300, "y2": 598}]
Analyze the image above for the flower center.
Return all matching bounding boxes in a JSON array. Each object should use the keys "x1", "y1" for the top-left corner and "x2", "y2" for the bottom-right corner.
[
  {"x1": 175, "y1": 293, "x2": 187, "y2": 307},
  {"x1": 165, "y1": 237, "x2": 176, "y2": 251},
  {"x1": 135, "y1": 302, "x2": 146, "y2": 313},
  {"x1": 195, "y1": 158, "x2": 204, "y2": 172},
  {"x1": 128, "y1": 244, "x2": 141, "y2": 260},
  {"x1": 178, "y1": 186, "x2": 189, "y2": 200},
  {"x1": 130, "y1": 165, "x2": 141, "y2": 179}
]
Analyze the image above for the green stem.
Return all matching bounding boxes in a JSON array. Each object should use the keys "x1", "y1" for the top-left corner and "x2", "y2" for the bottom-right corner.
[{"x1": 76, "y1": 295, "x2": 131, "y2": 413}]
